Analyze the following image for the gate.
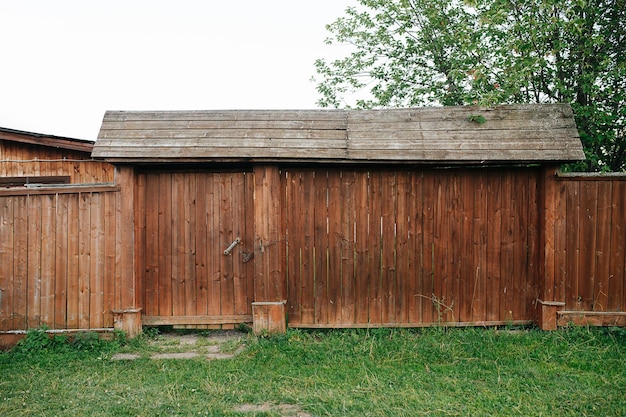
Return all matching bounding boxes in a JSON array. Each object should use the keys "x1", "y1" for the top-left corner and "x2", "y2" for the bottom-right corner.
[{"x1": 137, "y1": 170, "x2": 255, "y2": 328}]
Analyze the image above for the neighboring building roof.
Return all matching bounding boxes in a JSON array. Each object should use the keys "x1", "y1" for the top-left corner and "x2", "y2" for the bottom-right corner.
[
  {"x1": 0, "y1": 127, "x2": 94, "y2": 153},
  {"x1": 93, "y1": 104, "x2": 585, "y2": 164}
]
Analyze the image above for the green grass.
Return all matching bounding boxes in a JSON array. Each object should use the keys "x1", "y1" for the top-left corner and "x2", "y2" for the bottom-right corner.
[{"x1": 1, "y1": 326, "x2": 625, "y2": 416}]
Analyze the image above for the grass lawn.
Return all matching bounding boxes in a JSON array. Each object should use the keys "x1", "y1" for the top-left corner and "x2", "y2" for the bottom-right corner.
[{"x1": 1, "y1": 326, "x2": 624, "y2": 416}]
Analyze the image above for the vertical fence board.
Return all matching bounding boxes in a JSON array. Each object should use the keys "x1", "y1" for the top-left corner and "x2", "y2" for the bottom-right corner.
[
  {"x1": 578, "y1": 181, "x2": 598, "y2": 311},
  {"x1": 471, "y1": 174, "x2": 487, "y2": 322},
  {"x1": 40, "y1": 194, "x2": 56, "y2": 327},
  {"x1": 354, "y1": 171, "x2": 370, "y2": 325},
  {"x1": 89, "y1": 193, "x2": 104, "y2": 328},
  {"x1": 0, "y1": 197, "x2": 14, "y2": 331},
  {"x1": 184, "y1": 174, "x2": 197, "y2": 318},
  {"x1": 407, "y1": 172, "x2": 422, "y2": 323},
  {"x1": 486, "y1": 173, "x2": 502, "y2": 322},
  {"x1": 78, "y1": 193, "x2": 91, "y2": 329},
  {"x1": 609, "y1": 181, "x2": 626, "y2": 311},
  {"x1": 158, "y1": 174, "x2": 173, "y2": 316},
  {"x1": 421, "y1": 171, "x2": 436, "y2": 324},
  {"x1": 66, "y1": 194, "x2": 79, "y2": 329},
  {"x1": 395, "y1": 171, "x2": 409, "y2": 324},
  {"x1": 368, "y1": 171, "x2": 383, "y2": 324},
  {"x1": 594, "y1": 181, "x2": 612, "y2": 311},
  {"x1": 219, "y1": 173, "x2": 235, "y2": 323},
  {"x1": 195, "y1": 174, "x2": 209, "y2": 317},
  {"x1": 144, "y1": 175, "x2": 159, "y2": 317},
  {"x1": 327, "y1": 171, "x2": 342, "y2": 325},
  {"x1": 54, "y1": 194, "x2": 69, "y2": 329},
  {"x1": 313, "y1": 171, "x2": 329, "y2": 325},
  {"x1": 27, "y1": 194, "x2": 42, "y2": 328},
  {"x1": 103, "y1": 192, "x2": 116, "y2": 327},
  {"x1": 340, "y1": 171, "x2": 356, "y2": 324},
  {"x1": 381, "y1": 172, "x2": 396, "y2": 324}
]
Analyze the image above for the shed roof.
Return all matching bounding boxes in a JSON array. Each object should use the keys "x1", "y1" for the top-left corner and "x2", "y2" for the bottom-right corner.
[
  {"x1": 93, "y1": 104, "x2": 585, "y2": 164},
  {"x1": 0, "y1": 127, "x2": 94, "y2": 153}
]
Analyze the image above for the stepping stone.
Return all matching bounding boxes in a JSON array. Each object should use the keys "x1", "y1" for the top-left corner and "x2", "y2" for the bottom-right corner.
[
  {"x1": 111, "y1": 353, "x2": 141, "y2": 361},
  {"x1": 151, "y1": 352, "x2": 200, "y2": 360}
]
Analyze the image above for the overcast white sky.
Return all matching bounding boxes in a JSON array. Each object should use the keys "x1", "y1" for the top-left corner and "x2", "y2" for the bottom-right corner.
[{"x1": 0, "y1": 0, "x2": 354, "y2": 140}]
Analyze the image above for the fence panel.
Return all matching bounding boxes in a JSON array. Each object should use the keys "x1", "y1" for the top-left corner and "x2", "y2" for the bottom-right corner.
[
  {"x1": 283, "y1": 167, "x2": 541, "y2": 327},
  {"x1": 0, "y1": 188, "x2": 121, "y2": 332},
  {"x1": 556, "y1": 175, "x2": 626, "y2": 313}
]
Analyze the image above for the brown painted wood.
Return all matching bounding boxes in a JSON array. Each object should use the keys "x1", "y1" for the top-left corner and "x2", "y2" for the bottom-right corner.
[
  {"x1": 0, "y1": 196, "x2": 14, "y2": 331},
  {"x1": 594, "y1": 181, "x2": 612, "y2": 311},
  {"x1": 354, "y1": 170, "x2": 370, "y2": 325},
  {"x1": 609, "y1": 181, "x2": 626, "y2": 311}
]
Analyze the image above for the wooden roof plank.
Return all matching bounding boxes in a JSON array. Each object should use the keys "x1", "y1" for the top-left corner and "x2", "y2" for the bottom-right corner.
[{"x1": 93, "y1": 105, "x2": 585, "y2": 164}]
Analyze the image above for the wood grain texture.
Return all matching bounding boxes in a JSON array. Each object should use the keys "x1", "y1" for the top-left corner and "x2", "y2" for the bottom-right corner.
[{"x1": 94, "y1": 105, "x2": 584, "y2": 163}]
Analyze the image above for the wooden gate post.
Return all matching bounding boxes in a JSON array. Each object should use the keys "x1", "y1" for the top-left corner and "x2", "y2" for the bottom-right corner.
[
  {"x1": 252, "y1": 165, "x2": 286, "y2": 334},
  {"x1": 538, "y1": 166, "x2": 565, "y2": 330}
]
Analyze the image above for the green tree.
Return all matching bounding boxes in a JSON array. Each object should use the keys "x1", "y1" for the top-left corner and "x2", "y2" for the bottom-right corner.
[{"x1": 314, "y1": 0, "x2": 626, "y2": 171}]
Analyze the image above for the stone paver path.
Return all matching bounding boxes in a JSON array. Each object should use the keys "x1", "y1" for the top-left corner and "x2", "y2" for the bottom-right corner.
[{"x1": 111, "y1": 330, "x2": 245, "y2": 361}]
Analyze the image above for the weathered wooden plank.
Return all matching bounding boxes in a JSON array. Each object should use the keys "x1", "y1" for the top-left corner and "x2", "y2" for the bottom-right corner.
[
  {"x1": 608, "y1": 181, "x2": 626, "y2": 311},
  {"x1": 0, "y1": 197, "x2": 14, "y2": 331},
  {"x1": 77, "y1": 193, "x2": 91, "y2": 329},
  {"x1": 565, "y1": 180, "x2": 581, "y2": 309},
  {"x1": 219, "y1": 173, "x2": 235, "y2": 319},
  {"x1": 103, "y1": 109, "x2": 347, "y2": 122},
  {"x1": 368, "y1": 171, "x2": 383, "y2": 324},
  {"x1": 447, "y1": 172, "x2": 461, "y2": 323},
  {"x1": 420, "y1": 171, "x2": 436, "y2": 324},
  {"x1": 594, "y1": 181, "x2": 612, "y2": 311},
  {"x1": 117, "y1": 167, "x2": 136, "y2": 310},
  {"x1": 471, "y1": 173, "x2": 487, "y2": 322},
  {"x1": 458, "y1": 173, "x2": 474, "y2": 323},
  {"x1": 253, "y1": 165, "x2": 284, "y2": 302},
  {"x1": 340, "y1": 170, "x2": 356, "y2": 325},
  {"x1": 578, "y1": 181, "x2": 598, "y2": 310},
  {"x1": 348, "y1": 128, "x2": 580, "y2": 142},
  {"x1": 194, "y1": 173, "x2": 208, "y2": 317},
  {"x1": 98, "y1": 127, "x2": 346, "y2": 141},
  {"x1": 53, "y1": 194, "x2": 68, "y2": 329},
  {"x1": 327, "y1": 171, "x2": 342, "y2": 325},
  {"x1": 381, "y1": 171, "x2": 397, "y2": 324},
  {"x1": 26, "y1": 195, "x2": 42, "y2": 328},
  {"x1": 39, "y1": 194, "x2": 56, "y2": 328},
  {"x1": 171, "y1": 173, "x2": 186, "y2": 317},
  {"x1": 499, "y1": 172, "x2": 515, "y2": 322},
  {"x1": 313, "y1": 171, "x2": 329, "y2": 325},
  {"x1": 158, "y1": 173, "x2": 173, "y2": 316},
  {"x1": 103, "y1": 191, "x2": 117, "y2": 328},
  {"x1": 354, "y1": 171, "x2": 370, "y2": 325},
  {"x1": 407, "y1": 171, "x2": 423, "y2": 324},
  {"x1": 485, "y1": 173, "x2": 502, "y2": 322},
  {"x1": 142, "y1": 174, "x2": 158, "y2": 317},
  {"x1": 346, "y1": 149, "x2": 584, "y2": 162},
  {"x1": 142, "y1": 315, "x2": 252, "y2": 326},
  {"x1": 232, "y1": 173, "x2": 248, "y2": 316},
  {"x1": 395, "y1": 171, "x2": 409, "y2": 324},
  {"x1": 184, "y1": 174, "x2": 197, "y2": 317},
  {"x1": 243, "y1": 172, "x2": 256, "y2": 314},
  {"x1": 101, "y1": 119, "x2": 347, "y2": 131},
  {"x1": 284, "y1": 171, "x2": 300, "y2": 324},
  {"x1": 512, "y1": 172, "x2": 529, "y2": 320},
  {"x1": 208, "y1": 173, "x2": 221, "y2": 317},
  {"x1": 300, "y1": 170, "x2": 316, "y2": 325},
  {"x1": 89, "y1": 192, "x2": 105, "y2": 328}
]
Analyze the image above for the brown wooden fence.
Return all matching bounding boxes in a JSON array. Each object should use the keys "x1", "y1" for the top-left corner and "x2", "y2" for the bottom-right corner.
[
  {"x1": 1, "y1": 167, "x2": 625, "y2": 336},
  {"x1": 283, "y1": 166, "x2": 542, "y2": 327},
  {"x1": 0, "y1": 186, "x2": 121, "y2": 332},
  {"x1": 551, "y1": 174, "x2": 626, "y2": 325}
]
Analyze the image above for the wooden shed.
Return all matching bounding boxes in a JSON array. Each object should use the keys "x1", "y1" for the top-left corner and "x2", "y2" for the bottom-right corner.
[{"x1": 92, "y1": 103, "x2": 624, "y2": 334}]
